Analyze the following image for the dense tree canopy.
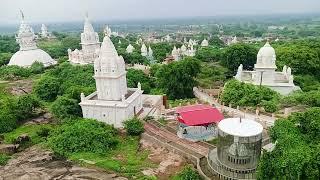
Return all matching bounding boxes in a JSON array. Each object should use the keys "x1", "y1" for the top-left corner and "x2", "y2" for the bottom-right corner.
[
  {"x1": 195, "y1": 47, "x2": 222, "y2": 62},
  {"x1": 155, "y1": 57, "x2": 201, "y2": 99},
  {"x1": 257, "y1": 108, "x2": 320, "y2": 179},
  {"x1": 221, "y1": 43, "x2": 258, "y2": 73}
]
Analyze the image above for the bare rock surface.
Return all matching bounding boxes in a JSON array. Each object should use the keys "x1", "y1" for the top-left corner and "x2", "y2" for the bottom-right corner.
[{"x1": 0, "y1": 146, "x2": 127, "y2": 180}]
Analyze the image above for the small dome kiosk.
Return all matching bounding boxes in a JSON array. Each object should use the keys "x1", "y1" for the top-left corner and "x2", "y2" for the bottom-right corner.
[{"x1": 208, "y1": 118, "x2": 263, "y2": 179}]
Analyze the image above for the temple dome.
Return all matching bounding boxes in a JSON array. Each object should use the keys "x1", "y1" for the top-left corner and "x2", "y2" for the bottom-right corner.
[
  {"x1": 257, "y1": 42, "x2": 275, "y2": 59},
  {"x1": 9, "y1": 49, "x2": 56, "y2": 67}
]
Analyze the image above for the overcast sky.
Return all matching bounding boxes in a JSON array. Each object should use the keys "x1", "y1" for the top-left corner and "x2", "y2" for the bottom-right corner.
[{"x1": 1, "y1": 0, "x2": 320, "y2": 24}]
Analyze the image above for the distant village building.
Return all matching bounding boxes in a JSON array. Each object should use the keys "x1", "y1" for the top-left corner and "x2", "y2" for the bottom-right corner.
[
  {"x1": 171, "y1": 46, "x2": 180, "y2": 61},
  {"x1": 227, "y1": 36, "x2": 238, "y2": 45},
  {"x1": 68, "y1": 14, "x2": 100, "y2": 65},
  {"x1": 235, "y1": 41, "x2": 300, "y2": 95},
  {"x1": 208, "y1": 118, "x2": 263, "y2": 179},
  {"x1": 176, "y1": 104, "x2": 224, "y2": 142},
  {"x1": 201, "y1": 38, "x2": 209, "y2": 47},
  {"x1": 126, "y1": 44, "x2": 135, "y2": 54},
  {"x1": 80, "y1": 35, "x2": 143, "y2": 128},
  {"x1": 9, "y1": 11, "x2": 56, "y2": 67}
]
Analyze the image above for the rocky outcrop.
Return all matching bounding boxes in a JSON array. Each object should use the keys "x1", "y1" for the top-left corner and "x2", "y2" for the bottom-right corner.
[{"x1": 0, "y1": 146, "x2": 127, "y2": 180}]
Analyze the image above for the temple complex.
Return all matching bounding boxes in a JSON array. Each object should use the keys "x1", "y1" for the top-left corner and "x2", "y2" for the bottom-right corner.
[
  {"x1": 79, "y1": 35, "x2": 143, "y2": 128},
  {"x1": 9, "y1": 11, "x2": 56, "y2": 67},
  {"x1": 235, "y1": 42, "x2": 300, "y2": 95},
  {"x1": 68, "y1": 14, "x2": 100, "y2": 65}
]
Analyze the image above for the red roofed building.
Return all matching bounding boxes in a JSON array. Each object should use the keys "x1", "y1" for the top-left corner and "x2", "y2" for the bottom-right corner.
[{"x1": 175, "y1": 104, "x2": 224, "y2": 142}]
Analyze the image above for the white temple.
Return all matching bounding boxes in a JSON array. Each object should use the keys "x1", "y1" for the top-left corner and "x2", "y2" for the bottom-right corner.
[
  {"x1": 80, "y1": 35, "x2": 143, "y2": 128},
  {"x1": 9, "y1": 11, "x2": 56, "y2": 67},
  {"x1": 126, "y1": 44, "x2": 135, "y2": 54},
  {"x1": 104, "y1": 26, "x2": 112, "y2": 37},
  {"x1": 68, "y1": 14, "x2": 100, "y2": 65},
  {"x1": 148, "y1": 46, "x2": 153, "y2": 58},
  {"x1": 172, "y1": 46, "x2": 180, "y2": 61},
  {"x1": 141, "y1": 43, "x2": 148, "y2": 57},
  {"x1": 235, "y1": 42, "x2": 300, "y2": 95},
  {"x1": 201, "y1": 39, "x2": 209, "y2": 47},
  {"x1": 228, "y1": 36, "x2": 238, "y2": 45},
  {"x1": 40, "y1": 24, "x2": 54, "y2": 38}
]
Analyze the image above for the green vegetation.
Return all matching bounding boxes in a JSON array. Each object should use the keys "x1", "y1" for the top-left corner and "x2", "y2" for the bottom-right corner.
[
  {"x1": 171, "y1": 165, "x2": 202, "y2": 180},
  {"x1": 69, "y1": 136, "x2": 155, "y2": 178},
  {"x1": 221, "y1": 80, "x2": 280, "y2": 112},
  {"x1": 257, "y1": 108, "x2": 320, "y2": 179},
  {"x1": 50, "y1": 96, "x2": 82, "y2": 119},
  {"x1": 124, "y1": 118, "x2": 144, "y2": 136},
  {"x1": 47, "y1": 119, "x2": 118, "y2": 156},
  {"x1": 3, "y1": 124, "x2": 54, "y2": 146},
  {"x1": 221, "y1": 43, "x2": 258, "y2": 72},
  {"x1": 169, "y1": 98, "x2": 197, "y2": 108},
  {"x1": 0, "y1": 154, "x2": 11, "y2": 166},
  {"x1": 155, "y1": 57, "x2": 201, "y2": 99}
]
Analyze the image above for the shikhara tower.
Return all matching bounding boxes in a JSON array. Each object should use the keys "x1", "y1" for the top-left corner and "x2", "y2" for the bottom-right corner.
[
  {"x1": 68, "y1": 13, "x2": 100, "y2": 65},
  {"x1": 80, "y1": 35, "x2": 143, "y2": 128},
  {"x1": 9, "y1": 11, "x2": 56, "y2": 67}
]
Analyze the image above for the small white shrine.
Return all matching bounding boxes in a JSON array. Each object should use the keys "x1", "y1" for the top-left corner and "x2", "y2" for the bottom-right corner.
[
  {"x1": 68, "y1": 14, "x2": 100, "y2": 65},
  {"x1": 235, "y1": 42, "x2": 300, "y2": 95},
  {"x1": 126, "y1": 44, "x2": 135, "y2": 54},
  {"x1": 40, "y1": 24, "x2": 54, "y2": 38},
  {"x1": 9, "y1": 11, "x2": 56, "y2": 67},
  {"x1": 141, "y1": 43, "x2": 148, "y2": 57},
  {"x1": 201, "y1": 39, "x2": 209, "y2": 47},
  {"x1": 79, "y1": 35, "x2": 143, "y2": 128}
]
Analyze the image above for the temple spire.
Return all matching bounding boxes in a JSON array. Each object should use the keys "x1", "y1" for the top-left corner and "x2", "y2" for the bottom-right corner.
[{"x1": 20, "y1": 10, "x2": 24, "y2": 21}]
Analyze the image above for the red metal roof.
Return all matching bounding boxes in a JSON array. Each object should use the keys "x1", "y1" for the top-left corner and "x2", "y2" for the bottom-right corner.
[{"x1": 176, "y1": 104, "x2": 224, "y2": 126}]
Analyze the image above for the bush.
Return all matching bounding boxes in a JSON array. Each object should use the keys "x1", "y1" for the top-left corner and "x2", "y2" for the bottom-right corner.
[
  {"x1": 36, "y1": 126, "x2": 53, "y2": 138},
  {"x1": 47, "y1": 119, "x2": 119, "y2": 156},
  {"x1": 175, "y1": 165, "x2": 202, "y2": 180},
  {"x1": 50, "y1": 96, "x2": 82, "y2": 119},
  {"x1": 221, "y1": 80, "x2": 280, "y2": 111},
  {"x1": 15, "y1": 94, "x2": 41, "y2": 121},
  {"x1": 34, "y1": 76, "x2": 61, "y2": 101},
  {"x1": 0, "y1": 65, "x2": 31, "y2": 80},
  {"x1": 30, "y1": 62, "x2": 45, "y2": 74},
  {"x1": 124, "y1": 118, "x2": 144, "y2": 136},
  {"x1": 0, "y1": 111, "x2": 17, "y2": 133},
  {"x1": 0, "y1": 154, "x2": 11, "y2": 166}
]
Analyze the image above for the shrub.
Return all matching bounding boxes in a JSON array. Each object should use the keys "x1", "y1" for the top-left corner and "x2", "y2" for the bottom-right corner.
[
  {"x1": 50, "y1": 96, "x2": 82, "y2": 119},
  {"x1": 0, "y1": 111, "x2": 17, "y2": 133},
  {"x1": 30, "y1": 62, "x2": 45, "y2": 74},
  {"x1": 221, "y1": 80, "x2": 280, "y2": 111},
  {"x1": 124, "y1": 118, "x2": 144, "y2": 136},
  {"x1": 47, "y1": 119, "x2": 119, "y2": 156},
  {"x1": 15, "y1": 94, "x2": 41, "y2": 121},
  {"x1": 34, "y1": 76, "x2": 61, "y2": 101},
  {"x1": 36, "y1": 126, "x2": 53, "y2": 138},
  {"x1": 175, "y1": 165, "x2": 202, "y2": 180},
  {"x1": 0, "y1": 154, "x2": 11, "y2": 166},
  {"x1": 0, "y1": 65, "x2": 31, "y2": 80}
]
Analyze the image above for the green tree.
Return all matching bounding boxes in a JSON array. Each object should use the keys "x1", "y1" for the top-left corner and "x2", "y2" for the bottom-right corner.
[
  {"x1": 15, "y1": 94, "x2": 41, "y2": 121},
  {"x1": 195, "y1": 47, "x2": 222, "y2": 62},
  {"x1": 127, "y1": 69, "x2": 153, "y2": 93},
  {"x1": 155, "y1": 57, "x2": 201, "y2": 99},
  {"x1": 50, "y1": 96, "x2": 82, "y2": 119},
  {"x1": 0, "y1": 53, "x2": 12, "y2": 66},
  {"x1": 221, "y1": 43, "x2": 258, "y2": 73},
  {"x1": 34, "y1": 76, "x2": 61, "y2": 101},
  {"x1": 257, "y1": 108, "x2": 320, "y2": 179},
  {"x1": 174, "y1": 165, "x2": 202, "y2": 180},
  {"x1": 124, "y1": 117, "x2": 144, "y2": 136},
  {"x1": 30, "y1": 62, "x2": 45, "y2": 74},
  {"x1": 47, "y1": 118, "x2": 118, "y2": 156},
  {"x1": 0, "y1": 110, "x2": 17, "y2": 133}
]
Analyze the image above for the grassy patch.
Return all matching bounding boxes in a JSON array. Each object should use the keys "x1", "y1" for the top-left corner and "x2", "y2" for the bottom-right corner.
[
  {"x1": 0, "y1": 153, "x2": 11, "y2": 166},
  {"x1": 3, "y1": 124, "x2": 54, "y2": 145},
  {"x1": 207, "y1": 138, "x2": 218, "y2": 146},
  {"x1": 69, "y1": 136, "x2": 155, "y2": 178},
  {"x1": 169, "y1": 98, "x2": 197, "y2": 108}
]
